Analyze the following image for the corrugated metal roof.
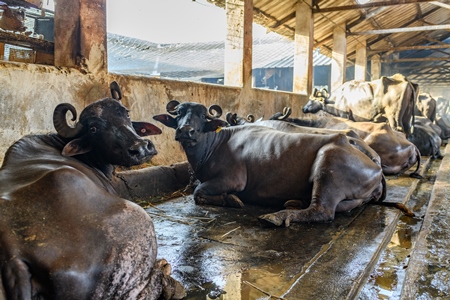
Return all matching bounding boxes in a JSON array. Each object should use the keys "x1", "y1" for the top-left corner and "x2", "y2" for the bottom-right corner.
[
  {"x1": 108, "y1": 32, "x2": 331, "y2": 80},
  {"x1": 207, "y1": 0, "x2": 450, "y2": 87}
]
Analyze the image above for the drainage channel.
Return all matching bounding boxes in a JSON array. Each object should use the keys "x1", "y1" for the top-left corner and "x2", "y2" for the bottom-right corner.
[{"x1": 358, "y1": 156, "x2": 442, "y2": 299}]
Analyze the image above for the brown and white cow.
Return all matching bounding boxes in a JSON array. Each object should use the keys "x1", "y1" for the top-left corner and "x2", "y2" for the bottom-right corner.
[
  {"x1": 415, "y1": 93, "x2": 437, "y2": 122},
  {"x1": 303, "y1": 74, "x2": 417, "y2": 136}
]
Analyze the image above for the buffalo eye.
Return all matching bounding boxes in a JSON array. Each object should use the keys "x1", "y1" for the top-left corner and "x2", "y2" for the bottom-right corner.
[{"x1": 90, "y1": 126, "x2": 97, "y2": 133}]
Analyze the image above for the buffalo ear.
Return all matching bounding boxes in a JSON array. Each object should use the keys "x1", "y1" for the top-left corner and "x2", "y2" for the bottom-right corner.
[
  {"x1": 203, "y1": 119, "x2": 229, "y2": 132},
  {"x1": 62, "y1": 138, "x2": 92, "y2": 156},
  {"x1": 153, "y1": 114, "x2": 178, "y2": 129},
  {"x1": 132, "y1": 121, "x2": 162, "y2": 136}
]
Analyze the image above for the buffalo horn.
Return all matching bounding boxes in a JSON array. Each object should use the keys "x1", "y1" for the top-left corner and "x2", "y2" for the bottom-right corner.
[
  {"x1": 166, "y1": 100, "x2": 180, "y2": 115},
  {"x1": 53, "y1": 103, "x2": 85, "y2": 138},
  {"x1": 276, "y1": 107, "x2": 292, "y2": 120},
  {"x1": 207, "y1": 104, "x2": 222, "y2": 119},
  {"x1": 246, "y1": 114, "x2": 255, "y2": 123},
  {"x1": 110, "y1": 81, "x2": 122, "y2": 100},
  {"x1": 226, "y1": 112, "x2": 238, "y2": 125}
]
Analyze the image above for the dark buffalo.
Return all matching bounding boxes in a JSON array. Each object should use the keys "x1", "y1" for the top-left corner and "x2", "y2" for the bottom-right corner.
[
  {"x1": 154, "y1": 101, "x2": 386, "y2": 227},
  {"x1": 226, "y1": 111, "x2": 381, "y2": 165},
  {"x1": 0, "y1": 82, "x2": 185, "y2": 299},
  {"x1": 303, "y1": 74, "x2": 417, "y2": 136},
  {"x1": 269, "y1": 109, "x2": 421, "y2": 178},
  {"x1": 410, "y1": 118, "x2": 443, "y2": 159}
]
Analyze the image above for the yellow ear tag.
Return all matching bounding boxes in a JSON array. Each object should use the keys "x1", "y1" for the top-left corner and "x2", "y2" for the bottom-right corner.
[{"x1": 215, "y1": 126, "x2": 222, "y2": 133}]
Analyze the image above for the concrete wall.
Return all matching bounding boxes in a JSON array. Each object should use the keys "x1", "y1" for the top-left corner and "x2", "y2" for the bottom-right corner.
[{"x1": 0, "y1": 62, "x2": 308, "y2": 166}]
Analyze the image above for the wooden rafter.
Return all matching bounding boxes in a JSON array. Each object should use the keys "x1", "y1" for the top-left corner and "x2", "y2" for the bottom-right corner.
[{"x1": 313, "y1": 0, "x2": 436, "y2": 13}]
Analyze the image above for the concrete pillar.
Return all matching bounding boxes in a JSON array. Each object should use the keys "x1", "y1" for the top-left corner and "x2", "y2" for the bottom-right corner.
[
  {"x1": 331, "y1": 23, "x2": 347, "y2": 92},
  {"x1": 293, "y1": 0, "x2": 313, "y2": 95},
  {"x1": 354, "y1": 40, "x2": 367, "y2": 81},
  {"x1": 224, "y1": 0, "x2": 253, "y2": 88},
  {"x1": 54, "y1": 0, "x2": 80, "y2": 68},
  {"x1": 80, "y1": 0, "x2": 107, "y2": 74},
  {"x1": 371, "y1": 54, "x2": 381, "y2": 80}
]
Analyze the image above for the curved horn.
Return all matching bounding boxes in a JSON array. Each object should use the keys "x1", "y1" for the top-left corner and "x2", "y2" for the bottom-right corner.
[
  {"x1": 277, "y1": 107, "x2": 292, "y2": 120},
  {"x1": 246, "y1": 114, "x2": 255, "y2": 123},
  {"x1": 166, "y1": 100, "x2": 180, "y2": 115},
  {"x1": 110, "y1": 81, "x2": 122, "y2": 100},
  {"x1": 53, "y1": 103, "x2": 85, "y2": 138},
  {"x1": 207, "y1": 104, "x2": 222, "y2": 119},
  {"x1": 226, "y1": 112, "x2": 238, "y2": 125}
]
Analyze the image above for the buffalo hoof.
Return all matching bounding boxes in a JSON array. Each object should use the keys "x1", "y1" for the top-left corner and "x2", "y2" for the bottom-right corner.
[
  {"x1": 258, "y1": 212, "x2": 287, "y2": 227},
  {"x1": 409, "y1": 172, "x2": 423, "y2": 179},
  {"x1": 225, "y1": 194, "x2": 245, "y2": 208}
]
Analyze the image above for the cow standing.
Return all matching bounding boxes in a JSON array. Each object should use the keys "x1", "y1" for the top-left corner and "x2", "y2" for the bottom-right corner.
[
  {"x1": 154, "y1": 101, "x2": 386, "y2": 227},
  {"x1": 0, "y1": 83, "x2": 185, "y2": 299}
]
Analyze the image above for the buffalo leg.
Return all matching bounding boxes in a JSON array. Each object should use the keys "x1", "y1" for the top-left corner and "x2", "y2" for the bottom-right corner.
[
  {"x1": 259, "y1": 201, "x2": 335, "y2": 227},
  {"x1": 194, "y1": 181, "x2": 244, "y2": 208},
  {"x1": 2, "y1": 257, "x2": 32, "y2": 300}
]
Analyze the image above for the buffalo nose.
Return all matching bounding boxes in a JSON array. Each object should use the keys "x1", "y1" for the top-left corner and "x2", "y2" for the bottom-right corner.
[
  {"x1": 177, "y1": 125, "x2": 195, "y2": 137},
  {"x1": 128, "y1": 139, "x2": 156, "y2": 158}
]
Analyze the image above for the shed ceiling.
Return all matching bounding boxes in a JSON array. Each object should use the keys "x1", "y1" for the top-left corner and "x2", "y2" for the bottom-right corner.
[{"x1": 208, "y1": 0, "x2": 450, "y2": 87}]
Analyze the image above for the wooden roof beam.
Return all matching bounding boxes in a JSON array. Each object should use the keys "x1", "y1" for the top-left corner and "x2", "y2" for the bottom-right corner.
[
  {"x1": 382, "y1": 56, "x2": 450, "y2": 63},
  {"x1": 430, "y1": 1, "x2": 450, "y2": 10},
  {"x1": 270, "y1": 11, "x2": 296, "y2": 29},
  {"x1": 369, "y1": 44, "x2": 450, "y2": 54},
  {"x1": 313, "y1": 0, "x2": 435, "y2": 13},
  {"x1": 350, "y1": 24, "x2": 450, "y2": 35},
  {"x1": 367, "y1": 6, "x2": 440, "y2": 47}
]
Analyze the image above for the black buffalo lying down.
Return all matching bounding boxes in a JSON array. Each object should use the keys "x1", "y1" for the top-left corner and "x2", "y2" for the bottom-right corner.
[
  {"x1": 153, "y1": 101, "x2": 387, "y2": 227},
  {"x1": 0, "y1": 83, "x2": 185, "y2": 299}
]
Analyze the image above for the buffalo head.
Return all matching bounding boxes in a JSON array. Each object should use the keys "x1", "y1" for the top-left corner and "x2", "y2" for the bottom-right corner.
[
  {"x1": 53, "y1": 81, "x2": 162, "y2": 167},
  {"x1": 153, "y1": 100, "x2": 228, "y2": 147},
  {"x1": 302, "y1": 88, "x2": 329, "y2": 114}
]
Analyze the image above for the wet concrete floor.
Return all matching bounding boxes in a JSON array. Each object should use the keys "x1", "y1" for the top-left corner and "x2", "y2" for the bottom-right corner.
[{"x1": 145, "y1": 145, "x2": 449, "y2": 300}]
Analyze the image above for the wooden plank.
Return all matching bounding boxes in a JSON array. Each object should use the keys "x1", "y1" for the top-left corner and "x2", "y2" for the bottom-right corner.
[{"x1": 0, "y1": 30, "x2": 53, "y2": 53}]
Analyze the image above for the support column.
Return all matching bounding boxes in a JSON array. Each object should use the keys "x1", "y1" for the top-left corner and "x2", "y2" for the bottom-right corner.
[
  {"x1": 331, "y1": 23, "x2": 347, "y2": 92},
  {"x1": 0, "y1": 43, "x2": 4, "y2": 60},
  {"x1": 80, "y1": 0, "x2": 107, "y2": 74},
  {"x1": 224, "y1": 0, "x2": 253, "y2": 88},
  {"x1": 54, "y1": 0, "x2": 79, "y2": 68},
  {"x1": 354, "y1": 40, "x2": 367, "y2": 81},
  {"x1": 371, "y1": 54, "x2": 381, "y2": 80},
  {"x1": 293, "y1": 0, "x2": 313, "y2": 95}
]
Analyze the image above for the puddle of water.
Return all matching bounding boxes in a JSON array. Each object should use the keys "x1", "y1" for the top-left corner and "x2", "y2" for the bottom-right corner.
[{"x1": 359, "y1": 158, "x2": 441, "y2": 300}]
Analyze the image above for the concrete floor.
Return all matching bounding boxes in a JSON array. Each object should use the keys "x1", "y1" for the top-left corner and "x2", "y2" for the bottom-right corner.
[{"x1": 145, "y1": 145, "x2": 450, "y2": 300}]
